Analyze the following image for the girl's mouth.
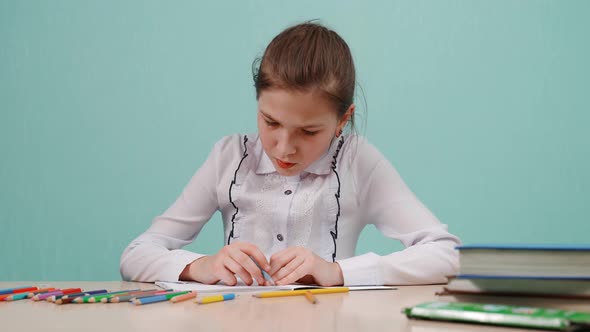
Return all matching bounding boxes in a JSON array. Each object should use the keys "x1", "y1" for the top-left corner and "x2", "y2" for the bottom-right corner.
[{"x1": 276, "y1": 159, "x2": 296, "y2": 169}]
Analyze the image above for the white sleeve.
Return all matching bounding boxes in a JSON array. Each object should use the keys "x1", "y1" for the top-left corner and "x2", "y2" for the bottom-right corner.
[
  {"x1": 337, "y1": 141, "x2": 461, "y2": 285},
  {"x1": 119, "y1": 140, "x2": 223, "y2": 282}
]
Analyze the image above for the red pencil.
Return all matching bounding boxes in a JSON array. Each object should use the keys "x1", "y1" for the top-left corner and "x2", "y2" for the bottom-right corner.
[{"x1": 0, "y1": 287, "x2": 39, "y2": 301}]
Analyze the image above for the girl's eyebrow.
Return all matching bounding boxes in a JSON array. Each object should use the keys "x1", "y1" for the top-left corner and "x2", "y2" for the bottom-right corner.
[{"x1": 259, "y1": 110, "x2": 325, "y2": 129}]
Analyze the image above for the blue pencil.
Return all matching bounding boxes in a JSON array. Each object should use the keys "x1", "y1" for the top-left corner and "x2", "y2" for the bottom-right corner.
[{"x1": 0, "y1": 286, "x2": 33, "y2": 295}]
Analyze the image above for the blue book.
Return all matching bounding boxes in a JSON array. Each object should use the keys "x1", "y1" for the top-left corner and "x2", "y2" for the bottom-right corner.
[
  {"x1": 457, "y1": 244, "x2": 590, "y2": 251},
  {"x1": 456, "y1": 243, "x2": 590, "y2": 279}
]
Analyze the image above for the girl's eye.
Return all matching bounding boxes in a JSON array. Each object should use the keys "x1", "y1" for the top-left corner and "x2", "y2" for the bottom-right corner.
[
  {"x1": 303, "y1": 130, "x2": 318, "y2": 136},
  {"x1": 265, "y1": 120, "x2": 279, "y2": 127}
]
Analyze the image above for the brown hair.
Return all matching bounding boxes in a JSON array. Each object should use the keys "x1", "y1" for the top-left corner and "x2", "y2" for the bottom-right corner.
[{"x1": 253, "y1": 22, "x2": 356, "y2": 130}]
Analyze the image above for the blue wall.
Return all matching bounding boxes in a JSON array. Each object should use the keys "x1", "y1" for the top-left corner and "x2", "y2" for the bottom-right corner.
[{"x1": 1, "y1": 0, "x2": 589, "y2": 280}]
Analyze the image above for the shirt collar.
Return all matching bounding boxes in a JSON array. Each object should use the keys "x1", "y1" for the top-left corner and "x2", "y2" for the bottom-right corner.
[{"x1": 255, "y1": 136, "x2": 342, "y2": 176}]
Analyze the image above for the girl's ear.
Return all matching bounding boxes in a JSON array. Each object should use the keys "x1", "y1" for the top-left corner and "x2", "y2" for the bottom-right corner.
[{"x1": 336, "y1": 104, "x2": 355, "y2": 137}]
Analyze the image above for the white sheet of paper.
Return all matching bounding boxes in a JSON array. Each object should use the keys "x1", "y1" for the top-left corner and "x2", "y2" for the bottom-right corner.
[{"x1": 155, "y1": 280, "x2": 396, "y2": 294}]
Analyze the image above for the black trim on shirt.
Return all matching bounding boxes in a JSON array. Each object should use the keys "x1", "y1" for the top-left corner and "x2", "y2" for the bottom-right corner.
[
  {"x1": 227, "y1": 135, "x2": 249, "y2": 245},
  {"x1": 330, "y1": 136, "x2": 345, "y2": 262}
]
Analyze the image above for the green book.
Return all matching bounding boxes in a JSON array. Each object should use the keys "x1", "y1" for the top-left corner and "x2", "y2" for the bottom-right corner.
[{"x1": 404, "y1": 301, "x2": 590, "y2": 331}]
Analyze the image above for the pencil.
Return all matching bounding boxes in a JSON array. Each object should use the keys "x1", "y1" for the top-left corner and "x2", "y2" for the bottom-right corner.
[
  {"x1": 55, "y1": 291, "x2": 108, "y2": 305},
  {"x1": 133, "y1": 291, "x2": 191, "y2": 305},
  {"x1": 55, "y1": 297, "x2": 77, "y2": 305},
  {"x1": 26, "y1": 288, "x2": 57, "y2": 298},
  {"x1": 59, "y1": 289, "x2": 108, "y2": 300},
  {"x1": 304, "y1": 291, "x2": 317, "y2": 304},
  {"x1": 5, "y1": 288, "x2": 56, "y2": 301},
  {"x1": 0, "y1": 286, "x2": 35, "y2": 295},
  {"x1": 105, "y1": 289, "x2": 171, "y2": 303},
  {"x1": 252, "y1": 287, "x2": 349, "y2": 298},
  {"x1": 40, "y1": 288, "x2": 83, "y2": 301},
  {"x1": 170, "y1": 291, "x2": 197, "y2": 303},
  {"x1": 196, "y1": 293, "x2": 235, "y2": 304},
  {"x1": 250, "y1": 256, "x2": 274, "y2": 286},
  {"x1": 0, "y1": 287, "x2": 39, "y2": 301},
  {"x1": 34, "y1": 288, "x2": 82, "y2": 301},
  {"x1": 85, "y1": 289, "x2": 144, "y2": 303},
  {"x1": 73, "y1": 289, "x2": 141, "y2": 303}
]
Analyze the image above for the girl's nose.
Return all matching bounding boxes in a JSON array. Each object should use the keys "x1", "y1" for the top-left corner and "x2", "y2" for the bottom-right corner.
[{"x1": 276, "y1": 132, "x2": 296, "y2": 157}]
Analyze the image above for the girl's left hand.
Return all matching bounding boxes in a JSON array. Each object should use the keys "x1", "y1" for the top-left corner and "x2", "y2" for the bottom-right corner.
[{"x1": 268, "y1": 246, "x2": 344, "y2": 286}]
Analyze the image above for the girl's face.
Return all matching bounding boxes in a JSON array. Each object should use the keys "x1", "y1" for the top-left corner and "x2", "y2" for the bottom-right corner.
[{"x1": 257, "y1": 89, "x2": 352, "y2": 176}]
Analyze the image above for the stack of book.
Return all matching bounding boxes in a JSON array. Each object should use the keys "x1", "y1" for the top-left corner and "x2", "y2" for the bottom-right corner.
[{"x1": 442, "y1": 244, "x2": 590, "y2": 299}]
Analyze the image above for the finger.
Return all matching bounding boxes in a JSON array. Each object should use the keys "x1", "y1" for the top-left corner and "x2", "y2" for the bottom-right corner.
[
  {"x1": 275, "y1": 258, "x2": 307, "y2": 286},
  {"x1": 269, "y1": 249, "x2": 295, "y2": 275},
  {"x1": 237, "y1": 243, "x2": 270, "y2": 271},
  {"x1": 272, "y1": 255, "x2": 305, "y2": 283},
  {"x1": 223, "y1": 256, "x2": 253, "y2": 286},
  {"x1": 215, "y1": 263, "x2": 238, "y2": 286},
  {"x1": 229, "y1": 249, "x2": 266, "y2": 285}
]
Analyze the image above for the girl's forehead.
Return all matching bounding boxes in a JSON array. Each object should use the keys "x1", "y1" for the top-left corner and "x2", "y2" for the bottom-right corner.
[{"x1": 258, "y1": 89, "x2": 338, "y2": 121}]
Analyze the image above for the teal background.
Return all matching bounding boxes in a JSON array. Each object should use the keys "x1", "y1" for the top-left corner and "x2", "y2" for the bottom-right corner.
[{"x1": 1, "y1": 1, "x2": 589, "y2": 281}]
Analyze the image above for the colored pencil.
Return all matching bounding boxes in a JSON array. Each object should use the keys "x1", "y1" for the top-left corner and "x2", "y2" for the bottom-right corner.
[
  {"x1": 133, "y1": 291, "x2": 191, "y2": 305},
  {"x1": 0, "y1": 287, "x2": 39, "y2": 301},
  {"x1": 0, "y1": 286, "x2": 34, "y2": 295},
  {"x1": 170, "y1": 291, "x2": 197, "y2": 303},
  {"x1": 4, "y1": 288, "x2": 56, "y2": 301},
  {"x1": 73, "y1": 289, "x2": 141, "y2": 303},
  {"x1": 55, "y1": 297, "x2": 81, "y2": 305},
  {"x1": 26, "y1": 288, "x2": 58, "y2": 298},
  {"x1": 50, "y1": 289, "x2": 108, "y2": 302},
  {"x1": 34, "y1": 288, "x2": 82, "y2": 301},
  {"x1": 103, "y1": 289, "x2": 169, "y2": 303},
  {"x1": 304, "y1": 291, "x2": 317, "y2": 304},
  {"x1": 252, "y1": 287, "x2": 349, "y2": 298},
  {"x1": 196, "y1": 293, "x2": 236, "y2": 304}
]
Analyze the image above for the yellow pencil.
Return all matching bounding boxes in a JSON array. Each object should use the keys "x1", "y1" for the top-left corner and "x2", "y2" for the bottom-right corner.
[
  {"x1": 170, "y1": 291, "x2": 197, "y2": 303},
  {"x1": 304, "y1": 291, "x2": 317, "y2": 304},
  {"x1": 195, "y1": 293, "x2": 235, "y2": 304},
  {"x1": 252, "y1": 287, "x2": 349, "y2": 298}
]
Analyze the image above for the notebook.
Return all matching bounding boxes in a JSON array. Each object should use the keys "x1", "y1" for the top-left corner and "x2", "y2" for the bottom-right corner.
[{"x1": 155, "y1": 280, "x2": 396, "y2": 294}]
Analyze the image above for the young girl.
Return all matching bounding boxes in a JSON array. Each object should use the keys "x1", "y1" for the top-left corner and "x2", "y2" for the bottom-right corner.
[{"x1": 120, "y1": 22, "x2": 460, "y2": 287}]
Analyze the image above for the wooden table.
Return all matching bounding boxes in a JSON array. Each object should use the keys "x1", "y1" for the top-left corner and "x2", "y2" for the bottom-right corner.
[{"x1": 1, "y1": 282, "x2": 588, "y2": 331}]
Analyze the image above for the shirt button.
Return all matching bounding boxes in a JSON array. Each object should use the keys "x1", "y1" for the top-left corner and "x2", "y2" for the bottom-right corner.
[
  {"x1": 284, "y1": 190, "x2": 292, "y2": 195},
  {"x1": 276, "y1": 234, "x2": 284, "y2": 241}
]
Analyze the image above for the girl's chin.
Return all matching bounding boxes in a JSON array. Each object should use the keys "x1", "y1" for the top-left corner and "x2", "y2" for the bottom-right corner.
[{"x1": 274, "y1": 165, "x2": 302, "y2": 176}]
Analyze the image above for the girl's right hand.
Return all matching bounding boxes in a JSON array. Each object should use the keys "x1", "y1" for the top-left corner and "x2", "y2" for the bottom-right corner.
[{"x1": 180, "y1": 242, "x2": 270, "y2": 286}]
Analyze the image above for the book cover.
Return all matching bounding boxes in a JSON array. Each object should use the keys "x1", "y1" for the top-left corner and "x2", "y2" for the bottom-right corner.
[
  {"x1": 441, "y1": 276, "x2": 590, "y2": 299},
  {"x1": 405, "y1": 301, "x2": 590, "y2": 330}
]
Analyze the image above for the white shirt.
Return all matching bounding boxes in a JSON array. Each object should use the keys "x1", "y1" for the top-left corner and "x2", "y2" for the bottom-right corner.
[{"x1": 120, "y1": 134, "x2": 461, "y2": 285}]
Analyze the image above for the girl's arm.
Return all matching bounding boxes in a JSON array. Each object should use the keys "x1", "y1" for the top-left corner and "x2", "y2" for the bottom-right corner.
[
  {"x1": 119, "y1": 140, "x2": 223, "y2": 282},
  {"x1": 337, "y1": 140, "x2": 461, "y2": 286}
]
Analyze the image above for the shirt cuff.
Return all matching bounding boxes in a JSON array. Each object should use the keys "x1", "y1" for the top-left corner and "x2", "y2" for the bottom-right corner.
[
  {"x1": 337, "y1": 252, "x2": 382, "y2": 286},
  {"x1": 159, "y1": 249, "x2": 205, "y2": 282}
]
